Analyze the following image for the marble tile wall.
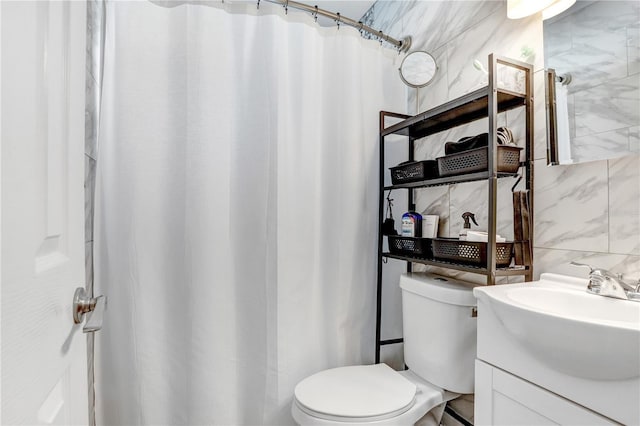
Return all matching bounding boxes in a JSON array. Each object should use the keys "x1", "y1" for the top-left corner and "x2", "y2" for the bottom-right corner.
[
  {"x1": 84, "y1": 1, "x2": 104, "y2": 425},
  {"x1": 85, "y1": 0, "x2": 104, "y2": 293},
  {"x1": 544, "y1": 1, "x2": 640, "y2": 163},
  {"x1": 366, "y1": 0, "x2": 640, "y2": 283},
  {"x1": 366, "y1": 1, "x2": 639, "y2": 422}
]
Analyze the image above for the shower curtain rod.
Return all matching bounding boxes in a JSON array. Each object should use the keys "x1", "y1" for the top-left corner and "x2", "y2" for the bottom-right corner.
[{"x1": 259, "y1": 0, "x2": 412, "y2": 52}]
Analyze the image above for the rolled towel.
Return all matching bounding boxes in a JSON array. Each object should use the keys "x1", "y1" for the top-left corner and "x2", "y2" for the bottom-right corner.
[{"x1": 466, "y1": 230, "x2": 506, "y2": 243}]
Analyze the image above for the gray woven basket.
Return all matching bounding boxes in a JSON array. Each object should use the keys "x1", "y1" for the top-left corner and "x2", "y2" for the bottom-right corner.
[{"x1": 437, "y1": 146, "x2": 522, "y2": 177}]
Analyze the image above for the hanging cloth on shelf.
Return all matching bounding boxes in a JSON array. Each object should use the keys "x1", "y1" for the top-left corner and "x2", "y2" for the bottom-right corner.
[
  {"x1": 383, "y1": 191, "x2": 397, "y2": 235},
  {"x1": 513, "y1": 190, "x2": 532, "y2": 266}
]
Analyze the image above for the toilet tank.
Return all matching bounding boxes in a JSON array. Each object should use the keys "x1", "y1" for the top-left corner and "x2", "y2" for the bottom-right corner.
[{"x1": 400, "y1": 272, "x2": 479, "y2": 394}]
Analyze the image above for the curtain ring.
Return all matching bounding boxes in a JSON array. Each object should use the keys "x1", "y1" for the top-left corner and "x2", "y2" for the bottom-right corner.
[
  {"x1": 256, "y1": 0, "x2": 260, "y2": 9},
  {"x1": 284, "y1": 0, "x2": 288, "y2": 15},
  {"x1": 335, "y1": 12, "x2": 341, "y2": 29},
  {"x1": 379, "y1": 30, "x2": 384, "y2": 45},
  {"x1": 313, "y1": 5, "x2": 318, "y2": 22}
]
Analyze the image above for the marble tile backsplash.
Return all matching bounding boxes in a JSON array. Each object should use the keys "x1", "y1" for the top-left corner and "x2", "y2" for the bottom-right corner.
[
  {"x1": 573, "y1": 74, "x2": 640, "y2": 137},
  {"x1": 609, "y1": 155, "x2": 640, "y2": 255},
  {"x1": 534, "y1": 158, "x2": 609, "y2": 252},
  {"x1": 85, "y1": 154, "x2": 97, "y2": 243},
  {"x1": 85, "y1": 0, "x2": 104, "y2": 295},
  {"x1": 84, "y1": 3, "x2": 104, "y2": 426},
  {"x1": 544, "y1": 1, "x2": 640, "y2": 163},
  {"x1": 365, "y1": 0, "x2": 640, "y2": 280},
  {"x1": 629, "y1": 23, "x2": 640, "y2": 75}
]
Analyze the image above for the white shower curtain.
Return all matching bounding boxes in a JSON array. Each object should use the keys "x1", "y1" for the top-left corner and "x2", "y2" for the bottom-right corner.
[{"x1": 94, "y1": 1, "x2": 404, "y2": 424}]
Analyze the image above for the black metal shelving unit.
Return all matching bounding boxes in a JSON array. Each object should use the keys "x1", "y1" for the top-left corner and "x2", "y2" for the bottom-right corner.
[{"x1": 375, "y1": 54, "x2": 534, "y2": 363}]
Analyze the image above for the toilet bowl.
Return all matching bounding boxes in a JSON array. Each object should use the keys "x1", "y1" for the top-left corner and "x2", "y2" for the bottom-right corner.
[{"x1": 291, "y1": 272, "x2": 478, "y2": 426}]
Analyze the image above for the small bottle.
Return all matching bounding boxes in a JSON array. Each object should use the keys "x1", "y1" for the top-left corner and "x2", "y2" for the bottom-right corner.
[
  {"x1": 459, "y1": 212, "x2": 478, "y2": 241},
  {"x1": 401, "y1": 212, "x2": 423, "y2": 237}
]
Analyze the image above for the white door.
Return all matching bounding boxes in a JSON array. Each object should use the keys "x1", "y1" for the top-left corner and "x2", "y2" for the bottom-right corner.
[{"x1": 2, "y1": 1, "x2": 88, "y2": 424}]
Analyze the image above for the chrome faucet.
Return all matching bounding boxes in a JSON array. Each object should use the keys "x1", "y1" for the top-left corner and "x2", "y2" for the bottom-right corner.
[{"x1": 570, "y1": 262, "x2": 640, "y2": 302}]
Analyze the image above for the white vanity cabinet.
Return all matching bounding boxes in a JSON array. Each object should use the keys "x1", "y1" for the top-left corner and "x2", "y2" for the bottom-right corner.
[
  {"x1": 475, "y1": 361, "x2": 617, "y2": 425},
  {"x1": 472, "y1": 274, "x2": 638, "y2": 425}
]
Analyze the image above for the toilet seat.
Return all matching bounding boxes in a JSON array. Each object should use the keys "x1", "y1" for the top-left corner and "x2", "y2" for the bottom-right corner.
[
  {"x1": 292, "y1": 364, "x2": 451, "y2": 425},
  {"x1": 294, "y1": 364, "x2": 417, "y2": 422}
]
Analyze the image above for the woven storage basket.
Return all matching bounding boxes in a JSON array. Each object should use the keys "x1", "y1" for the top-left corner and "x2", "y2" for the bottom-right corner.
[
  {"x1": 390, "y1": 160, "x2": 439, "y2": 185},
  {"x1": 437, "y1": 146, "x2": 522, "y2": 177},
  {"x1": 431, "y1": 238, "x2": 513, "y2": 267},
  {"x1": 388, "y1": 236, "x2": 433, "y2": 258}
]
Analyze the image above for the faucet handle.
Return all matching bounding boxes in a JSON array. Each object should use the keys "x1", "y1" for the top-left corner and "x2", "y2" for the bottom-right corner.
[
  {"x1": 571, "y1": 262, "x2": 640, "y2": 301},
  {"x1": 570, "y1": 261, "x2": 594, "y2": 273},
  {"x1": 571, "y1": 261, "x2": 607, "y2": 295}
]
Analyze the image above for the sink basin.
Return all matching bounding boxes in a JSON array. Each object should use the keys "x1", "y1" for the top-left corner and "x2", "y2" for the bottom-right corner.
[
  {"x1": 506, "y1": 286, "x2": 639, "y2": 327},
  {"x1": 474, "y1": 273, "x2": 640, "y2": 425},
  {"x1": 474, "y1": 274, "x2": 640, "y2": 381}
]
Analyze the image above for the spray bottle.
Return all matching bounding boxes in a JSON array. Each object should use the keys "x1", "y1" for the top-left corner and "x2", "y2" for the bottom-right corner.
[{"x1": 459, "y1": 212, "x2": 478, "y2": 241}]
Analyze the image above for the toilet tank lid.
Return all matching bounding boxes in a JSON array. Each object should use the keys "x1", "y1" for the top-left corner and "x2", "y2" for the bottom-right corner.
[{"x1": 400, "y1": 272, "x2": 479, "y2": 306}]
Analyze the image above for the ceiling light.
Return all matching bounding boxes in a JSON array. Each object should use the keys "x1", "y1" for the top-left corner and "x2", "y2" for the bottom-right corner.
[{"x1": 507, "y1": 0, "x2": 555, "y2": 19}]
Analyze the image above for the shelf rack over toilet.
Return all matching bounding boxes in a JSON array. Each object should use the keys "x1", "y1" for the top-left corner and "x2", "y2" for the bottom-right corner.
[{"x1": 376, "y1": 54, "x2": 535, "y2": 364}]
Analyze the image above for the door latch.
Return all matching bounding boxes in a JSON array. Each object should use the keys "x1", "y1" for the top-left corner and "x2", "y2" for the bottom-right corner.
[{"x1": 72, "y1": 287, "x2": 106, "y2": 333}]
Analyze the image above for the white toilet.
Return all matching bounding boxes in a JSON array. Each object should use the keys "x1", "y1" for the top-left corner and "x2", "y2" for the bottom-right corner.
[{"x1": 291, "y1": 272, "x2": 478, "y2": 425}]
